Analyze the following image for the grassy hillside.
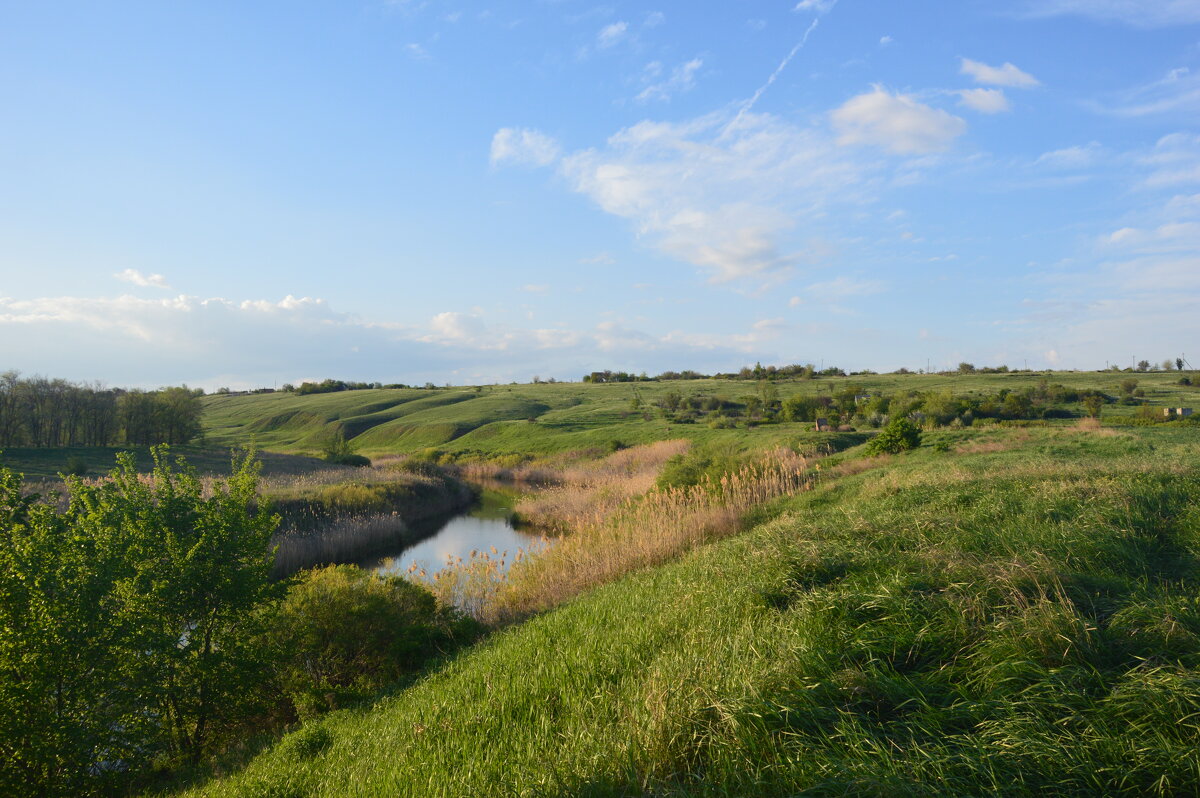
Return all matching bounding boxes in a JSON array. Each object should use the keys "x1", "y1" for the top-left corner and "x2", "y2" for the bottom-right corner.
[
  {"x1": 199, "y1": 372, "x2": 1200, "y2": 459},
  {"x1": 181, "y1": 423, "x2": 1200, "y2": 797}
]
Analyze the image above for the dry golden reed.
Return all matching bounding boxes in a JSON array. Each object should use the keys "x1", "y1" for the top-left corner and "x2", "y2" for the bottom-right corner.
[{"x1": 429, "y1": 443, "x2": 816, "y2": 623}]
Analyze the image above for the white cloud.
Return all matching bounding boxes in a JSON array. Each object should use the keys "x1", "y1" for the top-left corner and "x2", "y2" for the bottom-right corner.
[
  {"x1": 0, "y1": 289, "x2": 816, "y2": 386},
  {"x1": 597, "y1": 21, "x2": 628, "y2": 48},
  {"x1": 636, "y1": 58, "x2": 703, "y2": 102},
  {"x1": 490, "y1": 127, "x2": 561, "y2": 167},
  {"x1": 558, "y1": 110, "x2": 870, "y2": 282},
  {"x1": 114, "y1": 269, "x2": 170, "y2": 289},
  {"x1": 1138, "y1": 133, "x2": 1200, "y2": 188},
  {"x1": 1090, "y1": 67, "x2": 1200, "y2": 117},
  {"x1": 644, "y1": 11, "x2": 665, "y2": 27},
  {"x1": 957, "y1": 88, "x2": 1011, "y2": 114},
  {"x1": 1035, "y1": 142, "x2": 1103, "y2": 169},
  {"x1": 1024, "y1": 0, "x2": 1200, "y2": 27},
  {"x1": 831, "y1": 86, "x2": 967, "y2": 154},
  {"x1": 960, "y1": 58, "x2": 1040, "y2": 88},
  {"x1": 794, "y1": 0, "x2": 838, "y2": 13},
  {"x1": 879, "y1": 35, "x2": 893, "y2": 46},
  {"x1": 405, "y1": 43, "x2": 430, "y2": 60}
]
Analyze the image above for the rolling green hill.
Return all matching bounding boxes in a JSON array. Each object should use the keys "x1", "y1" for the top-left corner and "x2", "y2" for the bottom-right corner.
[{"x1": 199, "y1": 371, "x2": 1200, "y2": 459}]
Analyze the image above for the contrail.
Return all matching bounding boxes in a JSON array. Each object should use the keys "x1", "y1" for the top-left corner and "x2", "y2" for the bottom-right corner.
[{"x1": 725, "y1": 15, "x2": 822, "y2": 133}]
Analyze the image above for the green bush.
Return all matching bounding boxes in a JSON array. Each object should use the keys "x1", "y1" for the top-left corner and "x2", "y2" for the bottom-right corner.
[
  {"x1": 865, "y1": 417, "x2": 922, "y2": 455},
  {"x1": 262, "y1": 565, "x2": 479, "y2": 718},
  {"x1": 326, "y1": 453, "x2": 371, "y2": 467},
  {"x1": 62, "y1": 455, "x2": 89, "y2": 477}
]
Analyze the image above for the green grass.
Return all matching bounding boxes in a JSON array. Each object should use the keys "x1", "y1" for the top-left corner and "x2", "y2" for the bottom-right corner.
[
  {"x1": 177, "y1": 423, "x2": 1200, "y2": 797},
  {"x1": 0, "y1": 445, "x2": 333, "y2": 482},
  {"x1": 199, "y1": 372, "x2": 1200, "y2": 461}
]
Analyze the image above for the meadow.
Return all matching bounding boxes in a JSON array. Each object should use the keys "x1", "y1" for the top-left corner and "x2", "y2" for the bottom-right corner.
[
  {"x1": 199, "y1": 370, "x2": 1199, "y2": 461},
  {"x1": 179, "y1": 421, "x2": 1200, "y2": 797}
]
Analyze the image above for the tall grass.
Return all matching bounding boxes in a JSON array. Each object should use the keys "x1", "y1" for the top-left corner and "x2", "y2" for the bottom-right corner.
[{"x1": 429, "y1": 445, "x2": 817, "y2": 622}]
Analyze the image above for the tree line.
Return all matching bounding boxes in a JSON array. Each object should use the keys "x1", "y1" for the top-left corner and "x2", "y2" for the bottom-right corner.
[{"x1": 0, "y1": 372, "x2": 202, "y2": 448}]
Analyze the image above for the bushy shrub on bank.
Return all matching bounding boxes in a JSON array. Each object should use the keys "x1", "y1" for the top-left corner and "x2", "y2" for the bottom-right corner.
[{"x1": 261, "y1": 565, "x2": 480, "y2": 719}]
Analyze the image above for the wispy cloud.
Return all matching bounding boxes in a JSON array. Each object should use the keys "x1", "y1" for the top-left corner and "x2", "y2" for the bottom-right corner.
[
  {"x1": 960, "y1": 58, "x2": 1040, "y2": 88},
  {"x1": 557, "y1": 109, "x2": 871, "y2": 283},
  {"x1": 831, "y1": 86, "x2": 967, "y2": 154},
  {"x1": 1023, "y1": 0, "x2": 1200, "y2": 28},
  {"x1": 636, "y1": 58, "x2": 703, "y2": 102},
  {"x1": 794, "y1": 0, "x2": 838, "y2": 13},
  {"x1": 1088, "y1": 67, "x2": 1200, "y2": 117},
  {"x1": 597, "y1": 21, "x2": 628, "y2": 49},
  {"x1": 114, "y1": 269, "x2": 170, "y2": 289},
  {"x1": 1034, "y1": 142, "x2": 1104, "y2": 169},
  {"x1": 490, "y1": 127, "x2": 561, "y2": 166},
  {"x1": 957, "y1": 88, "x2": 1011, "y2": 114}
]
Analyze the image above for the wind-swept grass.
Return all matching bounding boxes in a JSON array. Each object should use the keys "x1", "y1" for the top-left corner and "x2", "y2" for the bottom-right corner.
[{"x1": 176, "y1": 425, "x2": 1200, "y2": 797}]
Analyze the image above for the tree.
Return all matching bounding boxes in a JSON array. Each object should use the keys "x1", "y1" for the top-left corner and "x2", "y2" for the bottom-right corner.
[
  {"x1": 0, "y1": 449, "x2": 281, "y2": 793},
  {"x1": 958, "y1": 362, "x2": 976, "y2": 374},
  {"x1": 865, "y1": 418, "x2": 922, "y2": 456},
  {"x1": 1082, "y1": 392, "x2": 1105, "y2": 418},
  {"x1": 1177, "y1": 358, "x2": 1186, "y2": 371},
  {"x1": 1137, "y1": 360, "x2": 1150, "y2": 372}
]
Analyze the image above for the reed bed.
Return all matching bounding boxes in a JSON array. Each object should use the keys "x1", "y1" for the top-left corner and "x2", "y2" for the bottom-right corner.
[
  {"x1": 271, "y1": 512, "x2": 418, "y2": 577},
  {"x1": 430, "y1": 446, "x2": 816, "y2": 623},
  {"x1": 456, "y1": 439, "x2": 690, "y2": 488}
]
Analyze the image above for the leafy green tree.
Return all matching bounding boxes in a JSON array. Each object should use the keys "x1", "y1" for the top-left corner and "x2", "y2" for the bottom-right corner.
[
  {"x1": 1081, "y1": 392, "x2": 1105, "y2": 418},
  {"x1": 865, "y1": 418, "x2": 922, "y2": 456},
  {"x1": 0, "y1": 448, "x2": 280, "y2": 794},
  {"x1": 90, "y1": 449, "x2": 280, "y2": 764}
]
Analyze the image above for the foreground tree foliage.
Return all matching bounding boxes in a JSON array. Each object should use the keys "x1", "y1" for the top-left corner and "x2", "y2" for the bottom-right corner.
[
  {"x1": 0, "y1": 449, "x2": 477, "y2": 796},
  {"x1": 0, "y1": 449, "x2": 278, "y2": 795}
]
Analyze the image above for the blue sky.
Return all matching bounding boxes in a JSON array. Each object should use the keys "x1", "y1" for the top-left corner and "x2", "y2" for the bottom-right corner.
[{"x1": 2, "y1": 0, "x2": 1199, "y2": 388}]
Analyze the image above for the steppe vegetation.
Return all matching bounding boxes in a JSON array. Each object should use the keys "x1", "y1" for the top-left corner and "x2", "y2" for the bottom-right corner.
[
  {"x1": 2, "y1": 366, "x2": 1199, "y2": 796},
  {"x1": 182, "y1": 422, "x2": 1200, "y2": 797}
]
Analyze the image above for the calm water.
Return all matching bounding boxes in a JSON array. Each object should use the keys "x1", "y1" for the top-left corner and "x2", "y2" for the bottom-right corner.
[{"x1": 363, "y1": 488, "x2": 537, "y2": 577}]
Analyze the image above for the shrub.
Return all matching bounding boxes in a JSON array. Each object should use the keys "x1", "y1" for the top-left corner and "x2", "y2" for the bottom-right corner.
[
  {"x1": 865, "y1": 418, "x2": 922, "y2": 456},
  {"x1": 326, "y1": 453, "x2": 371, "y2": 467},
  {"x1": 62, "y1": 455, "x2": 89, "y2": 477},
  {"x1": 262, "y1": 565, "x2": 478, "y2": 719}
]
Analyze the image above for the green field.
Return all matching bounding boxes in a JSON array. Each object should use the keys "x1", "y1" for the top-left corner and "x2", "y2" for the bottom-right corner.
[
  {"x1": 179, "y1": 422, "x2": 1200, "y2": 797},
  {"x1": 0, "y1": 444, "x2": 333, "y2": 483},
  {"x1": 199, "y1": 371, "x2": 1199, "y2": 460}
]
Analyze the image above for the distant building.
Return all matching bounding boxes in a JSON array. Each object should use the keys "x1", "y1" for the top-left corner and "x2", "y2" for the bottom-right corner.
[
  {"x1": 1163, "y1": 407, "x2": 1193, "y2": 418},
  {"x1": 815, "y1": 418, "x2": 830, "y2": 432}
]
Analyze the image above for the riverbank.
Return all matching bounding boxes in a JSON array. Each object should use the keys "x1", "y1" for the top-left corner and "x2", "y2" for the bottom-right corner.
[{"x1": 265, "y1": 461, "x2": 476, "y2": 576}]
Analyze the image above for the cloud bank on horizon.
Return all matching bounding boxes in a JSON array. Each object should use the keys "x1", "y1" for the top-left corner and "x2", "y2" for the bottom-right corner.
[{"x1": 1, "y1": 0, "x2": 1197, "y2": 388}]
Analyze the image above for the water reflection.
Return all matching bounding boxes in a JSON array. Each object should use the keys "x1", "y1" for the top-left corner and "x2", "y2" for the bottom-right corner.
[{"x1": 363, "y1": 488, "x2": 536, "y2": 577}]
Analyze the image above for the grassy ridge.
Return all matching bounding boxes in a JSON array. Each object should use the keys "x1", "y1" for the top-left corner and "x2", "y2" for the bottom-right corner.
[
  {"x1": 184, "y1": 424, "x2": 1200, "y2": 797},
  {"x1": 199, "y1": 372, "x2": 1200, "y2": 459}
]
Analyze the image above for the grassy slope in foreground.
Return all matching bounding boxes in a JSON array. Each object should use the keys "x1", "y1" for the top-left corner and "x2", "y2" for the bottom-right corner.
[
  {"x1": 199, "y1": 371, "x2": 1200, "y2": 458},
  {"x1": 186, "y1": 425, "x2": 1200, "y2": 797}
]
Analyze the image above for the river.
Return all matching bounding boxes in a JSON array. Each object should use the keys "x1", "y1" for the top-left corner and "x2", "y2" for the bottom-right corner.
[{"x1": 360, "y1": 488, "x2": 538, "y2": 577}]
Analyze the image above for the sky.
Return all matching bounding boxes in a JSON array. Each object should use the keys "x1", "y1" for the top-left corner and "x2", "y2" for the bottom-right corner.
[{"x1": 2, "y1": 0, "x2": 1199, "y2": 389}]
